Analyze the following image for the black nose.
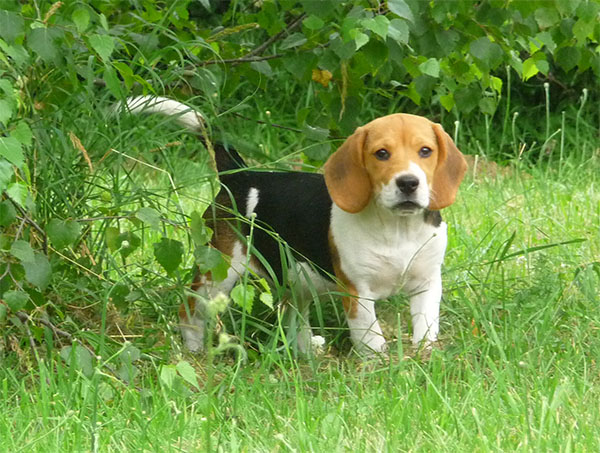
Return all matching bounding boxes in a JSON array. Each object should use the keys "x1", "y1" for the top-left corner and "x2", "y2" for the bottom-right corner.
[{"x1": 396, "y1": 175, "x2": 419, "y2": 194}]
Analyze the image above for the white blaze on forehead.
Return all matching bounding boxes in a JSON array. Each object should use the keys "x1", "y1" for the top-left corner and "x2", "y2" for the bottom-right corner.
[
  {"x1": 245, "y1": 187, "x2": 260, "y2": 218},
  {"x1": 376, "y1": 161, "x2": 430, "y2": 210}
]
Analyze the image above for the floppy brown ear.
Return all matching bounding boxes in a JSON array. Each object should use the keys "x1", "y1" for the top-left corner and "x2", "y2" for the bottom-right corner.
[
  {"x1": 324, "y1": 127, "x2": 372, "y2": 213},
  {"x1": 429, "y1": 124, "x2": 468, "y2": 210}
]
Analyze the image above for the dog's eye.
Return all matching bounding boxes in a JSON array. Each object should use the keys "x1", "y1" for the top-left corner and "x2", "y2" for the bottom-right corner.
[
  {"x1": 419, "y1": 147, "x2": 433, "y2": 158},
  {"x1": 374, "y1": 149, "x2": 390, "y2": 161}
]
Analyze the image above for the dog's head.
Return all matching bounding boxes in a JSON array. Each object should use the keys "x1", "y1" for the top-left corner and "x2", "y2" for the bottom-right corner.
[{"x1": 324, "y1": 114, "x2": 467, "y2": 214}]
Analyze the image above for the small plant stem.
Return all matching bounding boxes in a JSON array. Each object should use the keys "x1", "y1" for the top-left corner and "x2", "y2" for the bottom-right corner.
[
  {"x1": 576, "y1": 88, "x2": 588, "y2": 155},
  {"x1": 484, "y1": 115, "x2": 490, "y2": 156},
  {"x1": 511, "y1": 112, "x2": 520, "y2": 157},
  {"x1": 544, "y1": 82, "x2": 551, "y2": 141},
  {"x1": 453, "y1": 120, "x2": 460, "y2": 145},
  {"x1": 559, "y1": 111, "x2": 566, "y2": 178},
  {"x1": 240, "y1": 213, "x2": 257, "y2": 345},
  {"x1": 500, "y1": 65, "x2": 511, "y2": 150}
]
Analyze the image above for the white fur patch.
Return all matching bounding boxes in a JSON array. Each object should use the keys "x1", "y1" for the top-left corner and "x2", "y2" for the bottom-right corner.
[
  {"x1": 330, "y1": 200, "x2": 448, "y2": 351},
  {"x1": 122, "y1": 96, "x2": 204, "y2": 131},
  {"x1": 245, "y1": 187, "x2": 260, "y2": 218},
  {"x1": 377, "y1": 162, "x2": 430, "y2": 211}
]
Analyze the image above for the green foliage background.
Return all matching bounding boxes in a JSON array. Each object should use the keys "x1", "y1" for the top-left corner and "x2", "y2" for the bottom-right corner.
[{"x1": 0, "y1": 0, "x2": 598, "y2": 357}]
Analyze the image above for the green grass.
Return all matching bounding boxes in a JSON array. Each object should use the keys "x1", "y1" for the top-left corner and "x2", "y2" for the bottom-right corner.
[
  {"x1": 1, "y1": 136, "x2": 599, "y2": 450},
  {"x1": 1, "y1": 73, "x2": 599, "y2": 451}
]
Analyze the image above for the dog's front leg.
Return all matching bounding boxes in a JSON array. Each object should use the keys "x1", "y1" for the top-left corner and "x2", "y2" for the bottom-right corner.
[
  {"x1": 408, "y1": 271, "x2": 442, "y2": 346},
  {"x1": 343, "y1": 292, "x2": 386, "y2": 354}
]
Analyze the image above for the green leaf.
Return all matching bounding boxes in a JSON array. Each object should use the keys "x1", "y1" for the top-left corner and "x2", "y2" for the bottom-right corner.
[
  {"x1": 388, "y1": 19, "x2": 409, "y2": 45},
  {"x1": 555, "y1": 46, "x2": 580, "y2": 73},
  {"x1": 0, "y1": 99, "x2": 14, "y2": 125},
  {"x1": 331, "y1": 35, "x2": 356, "y2": 60},
  {"x1": 103, "y1": 64, "x2": 122, "y2": 98},
  {"x1": 0, "y1": 79, "x2": 12, "y2": 96},
  {"x1": 0, "y1": 159, "x2": 13, "y2": 192},
  {"x1": 362, "y1": 16, "x2": 389, "y2": 39},
  {"x1": 0, "y1": 40, "x2": 30, "y2": 68},
  {"x1": 160, "y1": 365, "x2": 178, "y2": 390},
  {"x1": 0, "y1": 200, "x2": 16, "y2": 227},
  {"x1": 116, "y1": 344, "x2": 141, "y2": 382},
  {"x1": 303, "y1": 142, "x2": 331, "y2": 161},
  {"x1": 454, "y1": 85, "x2": 480, "y2": 114},
  {"x1": 113, "y1": 62, "x2": 135, "y2": 89},
  {"x1": 71, "y1": 8, "x2": 90, "y2": 33},
  {"x1": 388, "y1": 0, "x2": 414, "y2": 23},
  {"x1": 522, "y1": 57, "x2": 539, "y2": 81},
  {"x1": 280, "y1": 33, "x2": 307, "y2": 50},
  {"x1": 419, "y1": 58, "x2": 440, "y2": 78},
  {"x1": 46, "y1": 219, "x2": 82, "y2": 249},
  {"x1": 23, "y1": 252, "x2": 52, "y2": 289},
  {"x1": 3, "y1": 290, "x2": 29, "y2": 312},
  {"x1": 573, "y1": 18, "x2": 595, "y2": 45},
  {"x1": 105, "y1": 227, "x2": 120, "y2": 252},
  {"x1": 109, "y1": 282, "x2": 130, "y2": 308},
  {"x1": 259, "y1": 292, "x2": 274, "y2": 310},
  {"x1": 117, "y1": 363, "x2": 139, "y2": 383},
  {"x1": 250, "y1": 60, "x2": 273, "y2": 78},
  {"x1": 99, "y1": 13, "x2": 109, "y2": 31},
  {"x1": 11, "y1": 240, "x2": 35, "y2": 263},
  {"x1": 231, "y1": 283, "x2": 255, "y2": 313},
  {"x1": 257, "y1": 278, "x2": 274, "y2": 309},
  {"x1": 195, "y1": 244, "x2": 223, "y2": 272},
  {"x1": 303, "y1": 15, "x2": 325, "y2": 30},
  {"x1": 190, "y1": 211, "x2": 212, "y2": 245},
  {"x1": 60, "y1": 344, "x2": 94, "y2": 378},
  {"x1": 469, "y1": 37, "x2": 503, "y2": 70},
  {"x1": 352, "y1": 30, "x2": 369, "y2": 50},
  {"x1": 120, "y1": 344, "x2": 141, "y2": 363},
  {"x1": 208, "y1": 253, "x2": 230, "y2": 282},
  {"x1": 5, "y1": 182, "x2": 28, "y2": 208},
  {"x1": 176, "y1": 360, "x2": 200, "y2": 390},
  {"x1": 136, "y1": 207, "x2": 161, "y2": 231},
  {"x1": 479, "y1": 97, "x2": 497, "y2": 115},
  {"x1": 114, "y1": 231, "x2": 141, "y2": 258},
  {"x1": 0, "y1": 304, "x2": 6, "y2": 323},
  {"x1": 27, "y1": 27, "x2": 62, "y2": 64},
  {"x1": 153, "y1": 238, "x2": 184, "y2": 274},
  {"x1": 12, "y1": 121, "x2": 33, "y2": 146},
  {"x1": 0, "y1": 136, "x2": 24, "y2": 167},
  {"x1": 303, "y1": 124, "x2": 329, "y2": 141},
  {"x1": 89, "y1": 34, "x2": 115, "y2": 61},
  {"x1": 194, "y1": 0, "x2": 209, "y2": 10},
  {"x1": 440, "y1": 93, "x2": 455, "y2": 112},
  {"x1": 534, "y1": 7, "x2": 559, "y2": 29},
  {"x1": 0, "y1": 10, "x2": 24, "y2": 42},
  {"x1": 490, "y1": 76, "x2": 503, "y2": 95}
]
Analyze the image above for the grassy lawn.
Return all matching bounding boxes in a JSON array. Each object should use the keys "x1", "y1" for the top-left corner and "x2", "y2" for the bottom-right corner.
[{"x1": 1, "y1": 140, "x2": 598, "y2": 451}]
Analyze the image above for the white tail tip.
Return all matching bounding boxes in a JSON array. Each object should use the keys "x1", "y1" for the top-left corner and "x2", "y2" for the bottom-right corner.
[{"x1": 120, "y1": 96, "x2": 205, "y2": 131}]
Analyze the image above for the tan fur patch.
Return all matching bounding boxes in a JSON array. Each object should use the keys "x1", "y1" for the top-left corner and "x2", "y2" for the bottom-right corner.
[{"x1": 329, "y1": 229, "x2": 359, "y2": 319}]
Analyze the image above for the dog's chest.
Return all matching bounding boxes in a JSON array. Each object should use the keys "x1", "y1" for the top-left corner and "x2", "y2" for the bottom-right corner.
[{"x1": 331, "y1": 206, "x2": 447, "y2": 298}]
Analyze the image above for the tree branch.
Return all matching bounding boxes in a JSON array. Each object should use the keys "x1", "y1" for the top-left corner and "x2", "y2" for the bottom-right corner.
[{"x1": 242, "y1": 13, "x2": 307, "y2": 59}]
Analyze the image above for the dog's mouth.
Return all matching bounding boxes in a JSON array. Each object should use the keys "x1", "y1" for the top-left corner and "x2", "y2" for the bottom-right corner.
[{"x1": 393, "y1": 201, "x2": 423, "y2": 212}]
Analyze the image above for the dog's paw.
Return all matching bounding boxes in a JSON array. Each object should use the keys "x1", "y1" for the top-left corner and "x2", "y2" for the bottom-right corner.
[
  {"x1": 310, "y1": 335, "x2": 326, "y2": 355},
  {"x1": 353, "y1": 333, "x2": 387, "y2": 357}
]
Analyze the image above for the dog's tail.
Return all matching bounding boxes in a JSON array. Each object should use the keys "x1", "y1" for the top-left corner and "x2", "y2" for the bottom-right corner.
[{"x1": 121, "y1": 96, "x2": 245, "y2": 171}]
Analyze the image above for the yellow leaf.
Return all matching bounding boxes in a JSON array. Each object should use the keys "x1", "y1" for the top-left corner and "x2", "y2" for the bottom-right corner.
[{"x1": 311, "y1": 68, "x2": 332, "y2": 87}]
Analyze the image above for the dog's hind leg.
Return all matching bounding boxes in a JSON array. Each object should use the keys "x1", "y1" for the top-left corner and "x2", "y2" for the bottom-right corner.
[
  {"x1": 180, "y1": 239, "x2": 255, "y2": 352},
  {"x1": 284, "y1": 262, "x2": 329, "y2": 355}
]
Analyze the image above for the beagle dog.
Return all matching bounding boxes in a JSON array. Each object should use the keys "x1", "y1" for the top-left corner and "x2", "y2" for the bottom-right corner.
[{"x1": 125, "y1": 96, "x2": 467, "y2": 355}]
